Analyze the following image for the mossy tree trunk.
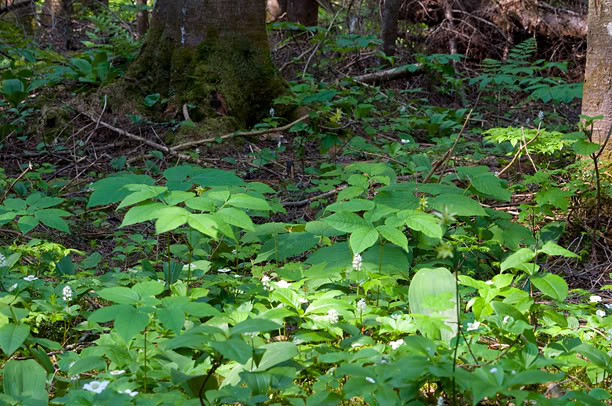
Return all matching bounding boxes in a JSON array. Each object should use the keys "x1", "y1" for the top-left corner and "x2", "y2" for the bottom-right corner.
[
  {"x1": 41, "y1": 0, "x2": 72, "y2": 50},
  {"x1": 124, "y1": 0, "x2": 286, "y2": 130},
  {"x1": 582, "y1": 0, "x2": 612, "y2": 154}
]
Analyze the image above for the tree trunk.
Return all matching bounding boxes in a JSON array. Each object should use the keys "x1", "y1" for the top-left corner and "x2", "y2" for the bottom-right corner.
[
  {"x1": 136, "y1": 0, "x2": 149, "y2": 37},
  {"x1": 1, "y1": 0, "x2": 36, "y2": 35},
  {"x1": 122, "y1": 0, "x2": 286, "y2": 130},
  {"x1": 287, "y1": 0, "x2": 318, "y2": 26},
  {"x1": 381, "y1": 0, "x2": 402, "y2": 57},
  {"x1": 41, "y1": 0, "x2": 72, "y2": 50},
  {"x1": 582, "y1": 0, "x2": 612, "y2": 150}
]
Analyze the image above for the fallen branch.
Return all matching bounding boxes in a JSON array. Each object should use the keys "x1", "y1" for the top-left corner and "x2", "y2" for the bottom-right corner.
[{"x1": 352, "y1": 64, "x2": 423, "y2": 84}]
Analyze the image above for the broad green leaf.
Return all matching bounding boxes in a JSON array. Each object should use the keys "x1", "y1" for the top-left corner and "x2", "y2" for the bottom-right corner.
[
  {"x1": 55, "y1": 255, "x2": 74, "y2": 276},
  {"x1": 507, "y1": 370, "x2": 564, "y2": 386},
  {"x1": 88, "y1": 304, "x2": 126, "y2": 323},
  {"x1": 68, "y1": 356, "x2": 106, "y2": 376},
  {"x1": 0, "y1": 323, "x2": 29, "y2": 356},
  {"x1": 156, "y1": 307, "x2": 185, "y2": 334},
  {"x1": 217, "y1": 207, "x2": 255, "y2": 231},
  {"x1": 187, "y1": 213, "x2": 219, "y2": 238},
  {"x1": 305, "y1": 299, "x2": 350, "y2": 315},
  {"x1": 397, "y1": 210, "x2": 443, "y2": 239},
  {"x1": 117, "y1": 185, "x2": 167, "y2": 209},
  {"x1": 326, "y1": 199, "x2": 375, "y2": 213},
  {"x1": 87, "y1": 174, "x2": 154, "y2": 208},
  {"x1": 257, "y1": 232, "x2": 319, "y2": 262},
  {"x1": 270, "y1": 288, "x2": 301, "y2": 310},
  {"x1": 3, "y1": 359, "x2": 47, "y2": 403},
  {"x1": 121, "y1": 202, "x2": 166, "y2": 227},
  {"x1": 97, "y1": 287, "x2": 139, "y2": 305},
  {"x1": 3, "y1": 198, "x2": 26, "y2": 210},
  {"x1": 114, "y1": 306, "x2": 149, "y2": 343},
  {"x1": 190, "y1": 168, "x2": 245, "y2": 187},
  {"x1": 376, "y1": 225, "x2": 408, "y2": 251},
  {"x1": 26, "y1": 194, "x2": 63, "y2": 209},
  {"x1": 256, "y1": 342, "x2": 298, "y2": 371},
  {"x1": 572, "y1": 139, "x2": 600, "y2": 155},
  {"x1": 183, "y1": 302, "x2": 222, "y2": 317},
  {"x1": 133, "y1": 281, "x2": 164, "y2": 298},
  {"x1": 155, "y1": 207, "x2": 189, "y2": 234},
  {"x1": 530, "y1": 273, "x2": 568, "y2": 301},
  {"x1": 227, "y1": 193, "x2": 272, "y2": 211},
  {"x1": 164, "y1": 191, "x2": 195, "y2": 205},
  {"x1": 17, "y1": 215, "x2": 38, "y2": 234},
  {"x1": 323, "y1": 211, "x2": 370, "y2": 233},
  {"x1": 540, "y1": 241, "x2": 579, "y2": 258},
  {"x1": 350, "y1": 226, "x2": 379, "y2": 254},
  {"x1": 429, "y1": 194, "x2": 487, "y2": 217},
  {"x1": 36, "y1": 211, "x2": 70, "y2": 233},
  {"x1": 210, "y1": 338, "x2": 252, "y2": 364},
  {"x1": 230, "y1": 319, "x2": 282, "y2": 337},
  {"x1": 500, "y1": 248, "x2": 535, "y2": 273},
  {"x1": 573, "y1": 344, "x2": 611, "y2": 369}
]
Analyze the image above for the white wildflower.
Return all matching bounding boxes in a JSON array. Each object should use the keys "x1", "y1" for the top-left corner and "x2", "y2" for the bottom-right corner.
[
  {"x1": 485, "y1": 280, "x2": 494, "y2": 285},
  {"x1": 399, "y1": 105, "x2": 406, "y2": 113},
  {"x1": 261, "y1": 275, "x2": 271, "y2": 290},
  {"x1": 328, "y1": 309, "x2": 339, "y2": 324},
  {"x1": 128, "y1": 268, "x2": 138, "y2": 274},
  {"x1": 182, "y1": 263, "x2": 196, "y2": 271},
  {"x1": 232, "y1": 249, "x2": 237, "y2": 255},
  {"x1": 0, "y1": 254, "x2": 6, "y2": 267},
  {"x1": 157, "y1": 279, "x2": 166, "y2": 285},
  {"x1": 269, "y1": 108, "x2": 275, "y2": 117},
  {"x1": 83, "y1": 380, "x2": 109, "y2": 394},
  {"x1": 538, "y1": 111, "x2": 544, "y2": 121},
  {"x1": 70, "y1": 375, "x2": 79, "y2": 381},
  {"x1": 437, "y1": 396, "x2": 445, "y2": 406},
  {"x1": 109, "y1": 370, "x2": 125, "y2": 376},
  {"x1": 8, "y1": 283, "x2": 17, "y2": 292},
  {"x1": 62, "y1": 285, "x2": 73, "y2": 302},
  {"x1": 489, "y1": 368, "x2": 498, "y2": 374},
  {"x1": 503, "y1": 315, "x2": 510, "y2": 324},
  {"x1": 120, "y1": 389, "x2": 138, "y2": 397},
  {"x1": 298, "y1": 297, "x2": 308, "y2": 304},
  {"x1": 23, "y1": 275, "x2": 37, "y2": 282},
  {"x1": 401, "y1": 139, "x2": 410, "y2": 144},
  {"x1": 217, "y1": 268, "x2": 232, "y2": 273},
  {"x1": 365, "y1": 377, "x2": 376, "y2": 384},
  {"x1": 356, "y1": 298, "x2": 367, "y2": 313},
  {"x1": 276, "y1": 280, "x2": 290, "y2": 289},
  {"x1": 467, "y1": 321, "x2": 480, "y2": 331},
  {"x1": 352, "y1": 254, "x2": 362, "y2": 271},
  {"x1": 597, "y1": 309, "x2": 606, "y2": 318},
  {"x1": 511, "y1": 370, "x2": 516, "y2": 375},
  {"x1": 590, "y1": 295, "x2": 602, "y2": 303},
  {"x1": 390, "y1": 339, "x2": 404, "y2": 350}
]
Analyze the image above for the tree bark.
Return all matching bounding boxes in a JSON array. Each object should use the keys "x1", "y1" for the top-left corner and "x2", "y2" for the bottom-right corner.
[
  {"x1": 1, "y1": 0, "x2": 36, "y2": 35},
  {"x1": 582, "y1": 0, "x2": 612, "y2": 151},
  {"x1": 136, "y1": 0, "x2": 149, "y2": 37},
  {"x1": 41, "y1": 0, "x2": 73, "y2": 50},
  {"x1": 381, "y1": 0, "x2": 402, "y2": 56},
  {"x1": 287, "y1": 0, "x2": 318, "y2": 26},
  {"x1": 122, "y1": 0, "x2": 286, "y2": 129}
]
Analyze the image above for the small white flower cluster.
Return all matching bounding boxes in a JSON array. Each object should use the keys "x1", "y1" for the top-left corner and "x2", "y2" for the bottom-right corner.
[
  {"x1": 597, "y1": 309, "x2": 606, "y2": 318},
  {"x1": 590, "y1": 295, "x2": 602, "y2": 303},
  {"x1": 62, "y1": 285, "x2": 73, "y2": 302},
  {"x1": 328, "y1": 309, "x2": 339, "y2": 324},
  {"x1": 437, "y1": 396, "x2": 445, "y2": 406},
  {"x1": 218, "y1": 268, "x2": 232, "y2": 273},
  {"x1": 23, "y1": 275, "x2": 37, "y2": 282},
  {"x1": 261, "y1": 275, "x2": 271, "y2": 290},
  {"x1": 389, "y1": 339, "x2": 404, "y2": 350},
  {"x1": 109, "y1": 370, "x2": 125, "y2": 376},
  {"x1": 400, "y1": 139, "x2": 410, "y2": 144},
  {"x1": 356, "y1": 298, "x2": 366, "y2": 314},
  {"x1": 467, "y1": 321, "x2": 480, "y2": 331},
  {"x1": 352, "y1": 254, "x2": 362, "y2": 272},
  {"x1": 275, "y1": 280, "x2": 290, "y2": 289},
  {"x1": 82, "y1": 379, "x2": 137, "y2": 397},
  {"x1": 83, "y1": 380, "x2": 109, "y2": 394},
  {"x1": 0, "y1": 253, "x2": 7, "y2": 267},
  {"x1": 183, "y1": 263, "x2": 196, "y2": 271}
]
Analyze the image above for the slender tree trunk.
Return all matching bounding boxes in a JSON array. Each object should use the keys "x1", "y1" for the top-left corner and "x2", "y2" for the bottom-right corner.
[
  {"x1": 582, "y1": 0, "x2": 612, "y2": 152},
  {"x1": 121, "y1": 0, "x2": 286, "y2": 129},
  {"x1": 381, "y1": 0, "x2": 402, "y2": 57},
  {"x1": 136, "y1": 0, "x2": 149, "y2": 37},
  {"x1": 41, "y1": 0, "x2": 73, "y2": 50},
  {"x1": 287, "y1": 0, "x2": 318, "y2": 26}
]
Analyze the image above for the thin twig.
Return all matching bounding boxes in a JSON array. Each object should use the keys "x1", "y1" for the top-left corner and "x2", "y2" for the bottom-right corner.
[
  {"x1": 0, "y1": 162, "x2": 32, "y2": 204},
  {"x1": 423, "y1": 109, "x2": 473, "y2": 184},
  {"x1": 303, "y1": 6, "x2": 344, "y2": 75}
]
